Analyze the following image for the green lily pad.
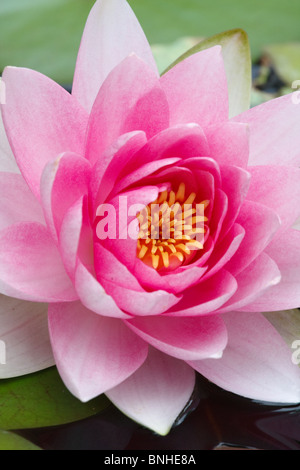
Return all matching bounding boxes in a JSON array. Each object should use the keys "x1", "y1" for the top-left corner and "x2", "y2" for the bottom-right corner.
[
  {"x1": 0, "y1": 430, "x2": 41, "y2": 450},
  {"x1": 0, "y1": 367, "x2": 110, "y2": 430},
  {"x1": 263, "y1": 43, "x2": 300, "y2": 86}
]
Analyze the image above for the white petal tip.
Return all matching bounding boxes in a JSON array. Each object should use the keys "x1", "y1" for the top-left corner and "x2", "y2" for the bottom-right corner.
[{"x1": 209, "y1": 350, "x2": 224, "y2": 359}]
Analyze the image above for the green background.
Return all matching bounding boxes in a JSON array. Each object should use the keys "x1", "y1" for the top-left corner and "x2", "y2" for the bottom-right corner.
[{"x1": 0, "y1": 0, "x2": 300, "y2": 83}]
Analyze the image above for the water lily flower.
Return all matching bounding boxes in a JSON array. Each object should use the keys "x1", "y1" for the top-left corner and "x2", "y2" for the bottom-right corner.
[{"x1": 1, "y1": 0, "x2": 300, "y2": 436}]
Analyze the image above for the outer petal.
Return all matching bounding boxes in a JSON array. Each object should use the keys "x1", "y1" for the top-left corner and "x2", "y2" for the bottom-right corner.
[
  {"x1": 189, "y1": 312, "x2": 300, "y2": 404},
  {"x1": 217, "y1": 252, "x2": 281, "y2": 313},
  {"x1": 239, "y1": 229, "x2": 300, "y2": 311},
  {"x1": 106, "y1": 347, "x2": 196, "y2": 436},
  {"x1": 48, "y1": 301, "x2": 148, "y2": 402},
  {"x1": 0, "y1": 106, "x2": 19, "y2": 173},
  {"x1": 165, "y1": 29, "x2": 251, "y2": 119},
  {"x1": 0, "y1": 295, "x2": 54, "y2": 379},
  {"x1": 0, "y1": 222, "x2": 77, "y2": 302},
  {"x1": 167, "y1": 270, "x2": 237, "y2": 317},
  {"x1": 160, "y1": 46, "x2": 228, "y2": 127},
  {"x1": 126, "y1": 314, "x2": 228, "y2": 361},
  {"x1": 205, "y1": 122, "x2": 249, "y2": 168},
  {"x1": 232, "y1": 93, "x2": 300, "y2": 167},
  {"x1": 72, "y1": 0, "x2": 158, "y2": 112},
  {"x1": 225, "y1": 200, "x2": 281, "y2": 275},
  {"x1": 245, "y1": 165, "x2": 300, "y2": 235},
  {"x1": 1, "y1": 67, "x2": 88, "y2": 199},
  {"x1": 0, "y1": 173, "x2": 45, "y2": 231},
  {"x1": 74, "y1": 261, "x2": 132, "y2": 319},
  {"x1": 293, "y1": 217, "x2": 300, "y2": 231},
  {"x1": 85, "y1": 54, "x2": 169, "y2": 164}
]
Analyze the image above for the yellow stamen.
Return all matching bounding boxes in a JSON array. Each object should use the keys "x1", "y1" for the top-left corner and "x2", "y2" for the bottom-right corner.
[
  {"x1": 137, "y1": 183, "x2": 208, "y2": 270},
  {"x1": 176, "y1": 182, "x2": 186, "y2": 203}
]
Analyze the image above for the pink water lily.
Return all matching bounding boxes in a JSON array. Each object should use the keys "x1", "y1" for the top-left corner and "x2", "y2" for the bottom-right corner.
[{"x1": 1, "y1": 0, "x2": 300, "y2": 435}]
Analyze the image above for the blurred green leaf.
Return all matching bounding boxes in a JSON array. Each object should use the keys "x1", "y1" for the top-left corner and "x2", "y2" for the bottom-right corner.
[
  {"x1": 151, "y1": 37, "x2": 202, "y2": 75},
  {"x1": 250, "y1": 88, "x2": 275, "y2": 108},
  {"x1": 129, "y1": 0, "x2": 300, "y2": 61},
  {"x1": 0, "y1": 0, "x2": 94, "y2": 84},
  {"x1": 1, "y1": 0, "x2": 300, "y2": 84},
  {"x1": 0, "y1": 430, "x2": 41, "y2": 450},
  {"x1": 264, "y1": 310, "x2": 300, "y2": 355},
  {"x1": 263, "y1": 43, "x2": 300, "y2": 86},
  {"x1": 0, "y1": 367, "x2": 110, "y2": 430}
]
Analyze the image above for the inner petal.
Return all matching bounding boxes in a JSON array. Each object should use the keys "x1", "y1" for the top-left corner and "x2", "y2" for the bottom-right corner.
[{"x1": 137, "y1": 183, "x2": 209, "y2": 271}]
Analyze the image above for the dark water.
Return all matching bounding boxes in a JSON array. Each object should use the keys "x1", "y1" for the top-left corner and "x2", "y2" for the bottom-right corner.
[{"x1": 18, "y1": 374, "x2": 300, "y2": 450}]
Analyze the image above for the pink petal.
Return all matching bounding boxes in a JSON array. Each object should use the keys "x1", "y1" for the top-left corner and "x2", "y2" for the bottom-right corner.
[
  {"x1": 133, "y1": 261, "x2": 207, "y2": 295},
  {"x1": 100, "y1": 277, "x2": 181, "y2": 317},
  {"x1": 59, "y1": 198, "x2": 84, "y2": 279},
  {"x1": 219, "y1": 164, "x2": 251, "y2": 237},
  {"x1": 232, "y1": 93, "x2": 300, "y2": 167},
  {"x1": 85, "y1": 54, "x2": 169, "y2": 164},
  {"x1": 111, "y1": 157, "x2": 181, "y2": 198},
  {"x1": 189, "y1": 312, "x2": 300, "y2": 404},
  {"x1": 126, "y1": 314, "x2": 228, "y2": 361},
  {"x1": 217, "y1": 252, "x2": 281, "y2": 313},
  {"x1": 48, "y1": 301, "x2": 148, "y2": 402},
  {"x1": 209, "y1": 189, "x2": 228, "y2": 241},
  {"x1": 0, "y1": 295, "x2": 54, "y2": 379},
  {"x1": 74, "y1": 261, "x2": 131, "y2": 319},
  {"x1": 167, "y1": 269, "x2": 237, "y2": 317},
  {"x1": 240, "y1": 229, "x2": 300, "y2": 311},
  {"x1": 0, "y1": 222, "x2": 77, "y2": 302},
  {"x1": 1, "y1": 67, "x2": 88, "y2": 199},
  {"x1": 160, "y1": 46, "x2": 228, "y2": 127},
  {"x1": 205, "y1": 223, "x2": 245, "y2": 278},
  {"x1": 182, "y1": 157, "x2": 221, "y2": 187},
  {"x1": 72, "y1": 0, "x2": 158, "y2": 113},
  {"x1": 124, "y1": 124, "x2": 210, "y2": 173},
  {"x1": 90, "y1": 131, "x2": 147, "y2": 206},
  {"x1": 246, "y1": 165, "x2": 300, "y2": 235},
  {"x1": 106, "y1": 347, "x2": 195, "y2": 435},
  {"x1": 0, "y1": 173, "x2": 45, "y2": 231},
  {"x1": 40, "y1": 152, "x2": 91, "y2": 241},
  {"x1": 205, "y1": 122, "x2": 249, "y2": 168},
  {"x1": 95, "y1": 242, "x2": 144, "y2": 291},
  {"x1": 225, "y1": 200, "x2": 281, "y2": 275},
  {"x1": 0, "y1": 111, "x2": 19, "y2": 173},
  {"x1": 148, "y1": 165, "x2": 198, "y2": 195},
  {"x1": 102, "y1": 186, "x2": 161, "y2": 270}
]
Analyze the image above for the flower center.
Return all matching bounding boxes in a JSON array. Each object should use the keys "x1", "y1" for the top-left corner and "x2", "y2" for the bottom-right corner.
[{"x1": 136, "y1": 183, "x2": 208, "y2": 270}]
